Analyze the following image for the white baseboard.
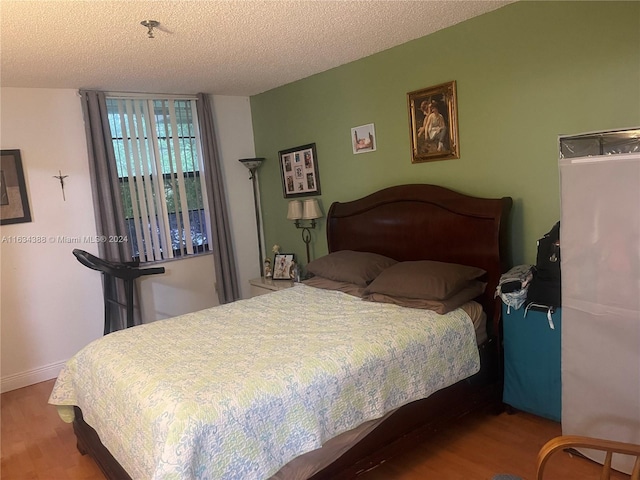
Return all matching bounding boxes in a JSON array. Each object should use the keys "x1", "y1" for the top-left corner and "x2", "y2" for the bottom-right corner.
[{"x1": 1, "y1": 361, "x2": 66, "y2": 394}]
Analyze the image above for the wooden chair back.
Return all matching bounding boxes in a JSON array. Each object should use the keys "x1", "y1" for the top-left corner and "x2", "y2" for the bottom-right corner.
[{"x1": 537, "y1": 435, "x2": 640, "y2": 480}]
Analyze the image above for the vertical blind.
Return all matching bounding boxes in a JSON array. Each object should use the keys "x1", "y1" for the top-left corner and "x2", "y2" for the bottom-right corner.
[{"x1": 106, "y1": 96, "x2": 211, "y2": 262}]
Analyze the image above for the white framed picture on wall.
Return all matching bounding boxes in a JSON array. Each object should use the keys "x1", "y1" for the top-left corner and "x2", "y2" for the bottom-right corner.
[{"x1": 351, "y1": 123, "x2": 376, "y2": 154}]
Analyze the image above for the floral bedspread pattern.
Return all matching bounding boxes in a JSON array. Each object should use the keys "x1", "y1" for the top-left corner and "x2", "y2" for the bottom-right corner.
[{"x1": 49, "y1": 285, "x2": 480, "y2": 480}]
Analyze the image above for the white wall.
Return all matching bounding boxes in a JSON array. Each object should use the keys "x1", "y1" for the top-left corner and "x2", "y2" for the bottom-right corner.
[
  {"x1": 0, "y1": 88, "x2": 260, "y2": 392},
  {"x1": 209, "y1": 95, "x2": 264, "y2": 294}
]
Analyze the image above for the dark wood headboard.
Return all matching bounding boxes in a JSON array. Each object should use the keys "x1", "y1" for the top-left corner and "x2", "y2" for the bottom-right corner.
[{"x1": 326, "y1": 184, "x2": 512, "y2": 333}]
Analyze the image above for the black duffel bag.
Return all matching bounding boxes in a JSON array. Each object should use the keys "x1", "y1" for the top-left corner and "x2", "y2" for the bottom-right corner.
[{"x1": 526, "y1": 221, "x2": 561, "y2": 310}]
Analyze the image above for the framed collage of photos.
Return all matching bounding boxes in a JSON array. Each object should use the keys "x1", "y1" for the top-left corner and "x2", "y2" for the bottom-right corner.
[{"x1": 278, "y1": 143, "x2": 321, "y2": 199}]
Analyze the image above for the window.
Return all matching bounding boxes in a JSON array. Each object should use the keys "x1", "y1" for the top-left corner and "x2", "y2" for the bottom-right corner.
[{"x1": 106, "y1": 96, "x2": 211, "y2": 262}]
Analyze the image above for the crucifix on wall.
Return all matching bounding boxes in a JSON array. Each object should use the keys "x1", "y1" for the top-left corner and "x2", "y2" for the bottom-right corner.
[{"x1": 53, "y1": 170, "x2": 69, "y2": 201}]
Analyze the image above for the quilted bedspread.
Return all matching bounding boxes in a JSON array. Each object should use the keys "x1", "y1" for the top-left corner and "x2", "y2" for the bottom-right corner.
[{"x1": 49, "y1": 284, "x2": 480, "y2": 479}]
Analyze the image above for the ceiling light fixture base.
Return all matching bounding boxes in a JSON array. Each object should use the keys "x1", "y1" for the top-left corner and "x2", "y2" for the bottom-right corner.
[{"x1": 140, "y1": 20, "x2": 160, "y2": 38}]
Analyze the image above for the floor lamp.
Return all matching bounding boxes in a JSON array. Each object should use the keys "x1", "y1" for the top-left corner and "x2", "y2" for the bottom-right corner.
[{"x1": 239, "y1": 158, "x2": 265, "y2": 276}]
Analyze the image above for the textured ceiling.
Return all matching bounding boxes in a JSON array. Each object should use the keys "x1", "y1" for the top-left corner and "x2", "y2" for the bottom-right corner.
[{"x1": 1, "y1": 1, "x2": 512, "y2": 96}]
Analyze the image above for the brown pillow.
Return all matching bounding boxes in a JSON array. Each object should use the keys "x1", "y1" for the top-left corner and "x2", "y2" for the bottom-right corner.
[
  {"x1": 306, "y1": 250, "x2": 397, "y2": 287},
  {"x1": 363, "y1": 281, "x2": 487, "y2": 314},
  {"x1": 302, "y1": 276, "x2": 365, "y2": 298},
  {"x1": 362, "y1": 260, "x2": 486, "y2": 301}
]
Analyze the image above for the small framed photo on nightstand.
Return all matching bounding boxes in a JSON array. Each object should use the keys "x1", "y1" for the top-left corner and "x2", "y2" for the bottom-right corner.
[{"x1": 273, "y1": 253, "x2": 296, "y2": 280}]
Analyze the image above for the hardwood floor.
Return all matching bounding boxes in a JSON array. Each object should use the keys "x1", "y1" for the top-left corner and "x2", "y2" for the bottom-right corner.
[
  {"x1": 358, "y1": 408, "x2": 630, "y2": 480},
  {"x1": 1, "y1": 379, "x2": 631, "y2": 479},
  {"x1": 1, "y1": 379, "x2": 104, "y2": 479}
]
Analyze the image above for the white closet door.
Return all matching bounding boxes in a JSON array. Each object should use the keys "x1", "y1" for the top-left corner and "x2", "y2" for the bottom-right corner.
[{"x1": 560, "y1": 152, "x2": 640, "y2": 474}]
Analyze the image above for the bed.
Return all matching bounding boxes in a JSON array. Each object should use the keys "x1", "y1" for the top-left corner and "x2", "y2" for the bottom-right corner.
[{"x1": 49, "y1": 183, "x2": 512, "y2": 479}]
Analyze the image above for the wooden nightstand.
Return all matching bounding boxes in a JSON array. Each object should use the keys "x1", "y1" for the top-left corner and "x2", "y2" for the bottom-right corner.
[{"x1": 249, "y1": 277, "x2": 295, "y2": 298}]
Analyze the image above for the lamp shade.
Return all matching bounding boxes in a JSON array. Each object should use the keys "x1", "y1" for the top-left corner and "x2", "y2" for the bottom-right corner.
[
  {"x1": 287, "y1": 200, "x2": 302, "y2": 220},
  {"x1": 302, "y1": 199, "x2": 322, "y2": 220},
  {"x1": 239, "y1": 157, "x2": 265, "y2": 170}
]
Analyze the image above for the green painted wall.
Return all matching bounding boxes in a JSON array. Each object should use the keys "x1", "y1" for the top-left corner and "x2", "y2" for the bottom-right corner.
[{"x1": 250, "y1": 1, "x2": 640, "y2": 268}]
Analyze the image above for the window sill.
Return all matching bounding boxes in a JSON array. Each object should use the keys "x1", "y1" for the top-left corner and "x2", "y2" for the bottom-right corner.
[{"x1": 138, "y1": 249, "x2": 213, "y2": 267}]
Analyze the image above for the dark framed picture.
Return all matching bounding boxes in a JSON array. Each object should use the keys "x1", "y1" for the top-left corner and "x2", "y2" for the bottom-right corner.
[
  {"x1": 273, "y1": 253, "x2": 296, "y2": 280},
  {"x1": 1, "y1": 150, "x2": 32, "y2": 225},
  {"x1": 407, "y1": 80, "x2": 460, "y2": 163},
  {"x1": 278, "y1": 143, "x2": 321, "y2": 198}
]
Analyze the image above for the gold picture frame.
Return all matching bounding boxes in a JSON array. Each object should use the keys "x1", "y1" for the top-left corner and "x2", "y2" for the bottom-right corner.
[{"x1": 407, "y1": 81, "x2": 460, "y2": 163}]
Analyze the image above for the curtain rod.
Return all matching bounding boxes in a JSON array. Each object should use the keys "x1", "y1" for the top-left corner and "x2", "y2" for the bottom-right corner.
[{"x1": 103, "y1": 91, "x2": 199, "y2": 100}]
